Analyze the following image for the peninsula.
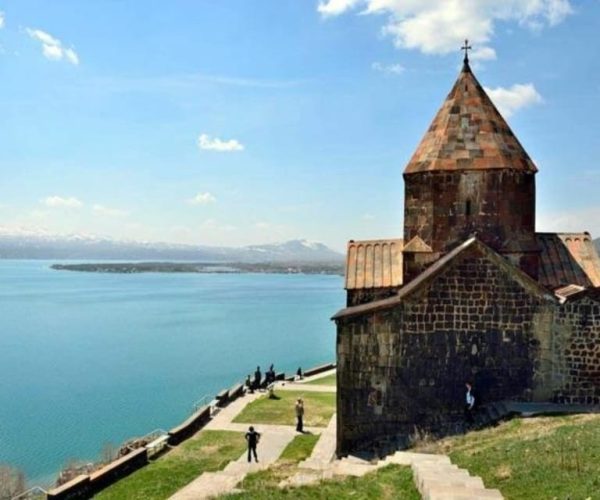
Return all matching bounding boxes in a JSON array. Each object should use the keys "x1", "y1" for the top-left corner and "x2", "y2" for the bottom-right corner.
[{"x1": 51, "y1": 261, "x2": 344, "y2": 276}]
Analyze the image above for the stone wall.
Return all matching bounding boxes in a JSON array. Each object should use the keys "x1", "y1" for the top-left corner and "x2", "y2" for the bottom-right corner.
[
  {"x1": 336, "y1": 245, "x2": 552, "y2": 456},
  {"x1": 554, "y1": 292, "x2": 600, "y2": 404},
  {"x1": 347, "y1": 287, "x2": 401, "y2": 307},
  {"x1": 403, "y1": 170, "x2": 539, "y2": 281}
]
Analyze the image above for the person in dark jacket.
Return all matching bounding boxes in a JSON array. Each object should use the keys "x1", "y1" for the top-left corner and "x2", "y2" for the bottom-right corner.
[
  {"x1": 245, "y1": 426, "x2": 260, "y2": 462},
  {"x1": 254, "y1": 366, "x2": 262, "y2": 391}
]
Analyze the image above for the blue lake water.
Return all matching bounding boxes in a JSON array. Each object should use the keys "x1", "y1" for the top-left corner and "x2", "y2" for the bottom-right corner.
[{"x1": 0, "y1": 261, "x2": 344, "y2": 485}]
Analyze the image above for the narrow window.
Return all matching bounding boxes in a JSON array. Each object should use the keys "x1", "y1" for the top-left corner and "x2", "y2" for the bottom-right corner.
[{"x1": 465, "y1": 200, "x2": 472, "y2": 217}]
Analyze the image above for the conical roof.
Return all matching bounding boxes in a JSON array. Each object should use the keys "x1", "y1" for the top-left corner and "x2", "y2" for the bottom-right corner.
[{"x1": 404, "y1": 61, "x2": 537, "y2": 174}]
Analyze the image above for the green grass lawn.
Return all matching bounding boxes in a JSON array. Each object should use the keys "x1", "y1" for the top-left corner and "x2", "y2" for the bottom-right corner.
[
  {"x1": 223, "y1": 464, "x2": 419, "y2": 499},
  {"x1": 233, "y1": 390, "x2": 335, "y2": 428},
  {"x1": 418, "y1": 414, "x2": 600, "y2": 500},
  {"x1": 95, "y1": 430, "x2": 245, "y2": 500},
  {"x1": 279, "y1": 434, "x2": 320, "y2": 463},
  {"x1": 304, "y1": 373, "x2": 336, "y2": 386}
]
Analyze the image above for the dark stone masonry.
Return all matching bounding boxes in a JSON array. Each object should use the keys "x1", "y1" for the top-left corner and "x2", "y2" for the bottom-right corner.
[{"x1": 334, "y1": 56, "x2": 600, "y2": 456}]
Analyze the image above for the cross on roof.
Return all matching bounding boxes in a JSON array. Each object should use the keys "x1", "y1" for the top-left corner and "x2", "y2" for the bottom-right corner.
[{"x1": 461, "y1": 39, "x2": 472, "y2": 64}]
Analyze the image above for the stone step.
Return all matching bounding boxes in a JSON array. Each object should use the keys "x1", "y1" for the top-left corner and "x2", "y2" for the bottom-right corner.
[
  {"x1": 418, "y1": 474, "x2": 485, "y2": 493},
  {"x1": 332, "y1": 461, "x2": 378, "y2": 477},
  {"x1": 424, "y1": 485, "x2": 503, "y2": 500},
  {"x1": 299, "y1": 458, "x2": 333, "y2": 470}
]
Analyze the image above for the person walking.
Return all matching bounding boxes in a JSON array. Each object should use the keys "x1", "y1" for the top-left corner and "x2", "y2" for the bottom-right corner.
[
  {"x1": 464, "y1": 382, "x2": 475, "y2": 426},
  {"x1": 295, "y1": 398, "x2": 304, "y2": 433},
  {"x1": 245, "y1": 426, "x2": 260, "y2": 463}
]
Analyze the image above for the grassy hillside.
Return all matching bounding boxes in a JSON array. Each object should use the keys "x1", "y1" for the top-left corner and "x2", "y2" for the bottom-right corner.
[
  {"x1": 416, "y1": 414, "x2": 600, "y2": 499},
  {"x1": 96, "y1": 430, "x2": 245, "y2": 500}
]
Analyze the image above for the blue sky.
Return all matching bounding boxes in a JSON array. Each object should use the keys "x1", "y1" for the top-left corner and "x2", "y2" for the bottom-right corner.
[{"x1": 0, "y1": 0, "x2": 598, "y2": 251}]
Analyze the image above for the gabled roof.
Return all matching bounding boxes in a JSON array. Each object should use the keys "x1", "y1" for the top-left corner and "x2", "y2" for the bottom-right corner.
[
  {"x1": 404, "y1": 62, "x2": 537, "y2": 175},
  {"x1": 537, "y1": 232, "x2": 600, "y2": 290},
  {"x1": 345, "y1": 239, "x2": 403, "y2": 290},
  {"x1": 333, "y1": 237, "x2": 554, "y2": 320}
]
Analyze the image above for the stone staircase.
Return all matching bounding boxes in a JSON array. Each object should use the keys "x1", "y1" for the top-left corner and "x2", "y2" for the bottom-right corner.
[{"x1": 283, "y1": 450, "x2": 503, "y2": 499}]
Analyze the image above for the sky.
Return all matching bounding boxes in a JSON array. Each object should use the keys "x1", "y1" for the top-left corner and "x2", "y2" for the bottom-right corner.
[{"x1": 0, "y1": 0, "x2": 599, "y2": 252}]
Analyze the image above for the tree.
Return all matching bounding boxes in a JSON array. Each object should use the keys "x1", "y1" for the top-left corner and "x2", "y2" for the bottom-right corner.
[{"x1": 0, "y1": 464, "x2": 26, "y2": 500}]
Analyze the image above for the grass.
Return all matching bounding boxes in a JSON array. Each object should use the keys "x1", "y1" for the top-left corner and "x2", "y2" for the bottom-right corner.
[
  {"x1": 233, "y1": 390, "x2": 335, "y2": 428},
  {"x1": 279, "y1": 433, "x2": 321, "y2": 462},
  {"x1": 95, "y1": 430, "x2": 245, "y2": 500},
  {"x1": 415, "y1": 414, "x2": 600, "y2": 500},
  {"x1": 304, "y1": 373, "x2": 336, "y2": 386},
  {"x1": 223, "y1": 464, "x2": 420, "y2": 499}
]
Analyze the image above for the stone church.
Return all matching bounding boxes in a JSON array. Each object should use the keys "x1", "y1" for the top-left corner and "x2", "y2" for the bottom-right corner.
[{"x1": 333, "y1": 55, "x2": 600, "y2": 456}]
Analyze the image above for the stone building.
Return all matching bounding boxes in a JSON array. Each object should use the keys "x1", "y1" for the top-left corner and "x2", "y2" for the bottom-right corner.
[{"x1": 333, "y1": 56, "x2": 600, "y2": 456}]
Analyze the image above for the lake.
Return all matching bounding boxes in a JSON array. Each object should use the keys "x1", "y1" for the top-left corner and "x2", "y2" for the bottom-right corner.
[{"x1": 0, "y1": 261, "x2": 343, "y2": 485}]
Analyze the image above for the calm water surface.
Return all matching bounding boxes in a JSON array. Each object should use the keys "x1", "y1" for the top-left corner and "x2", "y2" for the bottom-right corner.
[{"x1": 0, "y1": 261, "x2": 343, "y2": 485}]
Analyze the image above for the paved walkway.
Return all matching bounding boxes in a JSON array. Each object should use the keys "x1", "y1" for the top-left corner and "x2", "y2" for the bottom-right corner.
[{"x1": 170, "y1": 385, "x2": 326, "y2": 499}]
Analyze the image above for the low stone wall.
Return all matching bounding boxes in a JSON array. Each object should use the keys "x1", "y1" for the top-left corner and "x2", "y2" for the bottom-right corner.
[
  {"x1": 168, "y1": 405, "x2": 212, "y2": 446},
  {"x1": 89, "y1": 448, "x2": 148, "y2": 494},
  {"x1": 304, "y1": 363, "x2": 336, "y2": 377},
  {"x1": 47, "y1": 475, "x2": 90, "y2": 500}
]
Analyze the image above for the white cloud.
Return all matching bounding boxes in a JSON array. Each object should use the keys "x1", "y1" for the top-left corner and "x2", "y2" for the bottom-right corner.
[
  {"x1": 318, "y1": 1, "x2": 572, "y2": 57},
  {"x1": 197, "y1": 133, "x2": 244, "y2": 152},
  {"x1": 484, "y1": 83, "x2": 543, "y2": 117},
  {"x1": 26, "y1": 28, "x2": 80, "y2": 65},
  {"x1": 470, "y1": 46, "x2": 496, "y2": 61},
  {"x1": 187, "y1": 192, "x2": 217, "y2": 205},
  {"x1": 92, "y1": 204, "x2": 128, "y2": 217},
  {"x1": 0, "y1": 12, "x2": 5, "y2": 29},
  {"x1": 317, "y1": 0, "x2": 362, "y2": 17},
  {"x1": 42, "y1": 196, "x2": 83, "y2": 208},
  {"x1": 372, "y1": 62, "x2": 405, "y2": 75}
]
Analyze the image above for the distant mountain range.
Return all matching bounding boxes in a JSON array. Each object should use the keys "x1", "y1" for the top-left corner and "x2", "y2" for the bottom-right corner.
[
  {"x1": 0, "y1": 227, "x2": 343, "y2": 263},
  {"x1": 595, "y1": 238, "x2": 599, "y2": 252}
]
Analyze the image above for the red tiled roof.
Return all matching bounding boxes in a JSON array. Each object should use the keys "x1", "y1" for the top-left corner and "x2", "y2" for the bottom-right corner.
[
  {"x1": 404, "y1": 62, "x2": 537, "y2": 175},
  {"x1": 334, "y1": 238, "x2": 554, "y2": 320},
  {"x1": 537, "y1": 233, "x2": 600, "y2": 290},
  {"x1": 345, "y1": 239, "x2": 403, "y2": 290}
]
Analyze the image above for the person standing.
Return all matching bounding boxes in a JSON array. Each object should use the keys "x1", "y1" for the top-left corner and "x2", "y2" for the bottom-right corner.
[
  {"x1": 254, "y1": 366, "x2": 262, "y2": 391},
  {"x1": 465, "y1": 382, "x2": 475, "y2": 425},
  {"x1": 245, "y1": 426, "x2": 260, "y2": 463},
  {"x1": 295, "y1": 398, "x2": 304, "y2": 433}
]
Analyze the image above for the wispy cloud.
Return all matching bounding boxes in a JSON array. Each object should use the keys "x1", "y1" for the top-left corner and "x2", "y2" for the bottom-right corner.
[
  {"x1": 42, "y1": 196, "x2": 83, "y2": 208},
  {"x1": 484, "y1": 83, "x2": 543, "y2": 117},
  {"x1": 0, "y1": 12, "x2": 5, "y2": 29},
  {"x1": 187, "y1": 192, "x2": 217, "y2": 205},
  {"x1": 198, "y1": 134, "x2": 244, "y2": 152},
  {"x1": 26, "y1": 28, "x2": 79, "y2": 65},
  {"x1": 318, "y1": 1, "x2": 573, "y2": 57},
  {"x1": 361, "y1": 213, "x2": 375, "y2": 221},
  {"x1": 372, "y1": 62, "x2": 405, "y2": 75},
  {"x1": 92, "y1": 204, "x2": 129, "y2": 217},
  {"x1": 201, "y1": 218, "x2": 236, "y2": 232},
  {"x1": 538, "y1": 207, "x2": 600, "y2": 239},
  {"x1": 85, "y1": 73, "x2": 306, "y2": 95}
]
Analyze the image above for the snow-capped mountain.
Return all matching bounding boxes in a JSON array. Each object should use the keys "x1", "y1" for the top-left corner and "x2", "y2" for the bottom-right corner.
[{"x1": 0, "y1": 227, "x2": 343, "y2": 262}]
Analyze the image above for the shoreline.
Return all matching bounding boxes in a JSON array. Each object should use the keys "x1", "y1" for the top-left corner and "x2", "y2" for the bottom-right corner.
[{"x1": 51, "y1": 261, "x2": 344, "y2": 276}]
